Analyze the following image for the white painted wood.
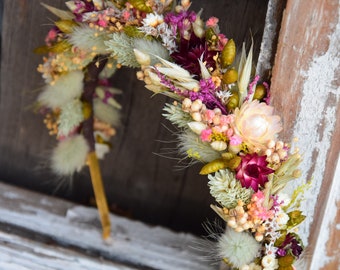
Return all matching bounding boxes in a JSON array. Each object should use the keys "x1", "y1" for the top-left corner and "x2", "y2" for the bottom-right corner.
[
  {"x1": 273, "y1": 3, "x2": 340, "y2": 268},
  {"x1": 287, "y1": 16, "x2": 339, "y2": 247},
  {"x1": 0, "y1": 182, "x2": 216, "y2": 270},
  {"x1": 309, "y1": 155, "x2": 340, "y2": 270},
  {"x1": 0, "y1": 231, "x2": 137, "y2": 270}
]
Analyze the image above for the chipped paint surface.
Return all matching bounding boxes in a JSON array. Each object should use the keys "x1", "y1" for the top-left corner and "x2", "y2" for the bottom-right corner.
[
  {"x1": 0, "y1": 183, "x2": 215, "y2": 270},
  {"x1": 270, "y1": 0, "x2": 340, "y2": 268},
  {"x1": 288, "y1": 17, "x2": 340, "y2": 246},
  {"x1": 0, "y1": 231, "x2": 137, "y2": 270},
  {"x1": 309, "y1": 157, "x2": 340, "y2": 269}
]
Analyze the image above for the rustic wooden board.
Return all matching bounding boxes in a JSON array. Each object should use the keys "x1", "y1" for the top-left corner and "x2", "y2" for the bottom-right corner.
[
  {"x1": 0, "y1": 231, "x2": 139, "y2": 270},
  {"x1": 0, "y1": 182, "x2": 217, "y2": 270},
  {"x1": 270, "y1": 0, "x2": 340, "y2": 269},
  {"x1": 0, "y1": 0, "x2": 269, "y2": 235}
]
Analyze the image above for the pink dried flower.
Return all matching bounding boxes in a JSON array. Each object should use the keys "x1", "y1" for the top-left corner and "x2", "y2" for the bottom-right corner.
[
  {"x1": 206, "y1": 17, "x2": 219, "y2": 27},
  {"x1": 229, "y1": 135, "x2": 242, "y2": 146},
  {"x1": 204, "y1": 109, "x2": 215, "y2": 123},
  {"x1": 236, "y1": 154, "x2": 274, "y2": 191},
  {"x1": 248, "y1": 191, "x2": 274, "y2": 221},
  {"x1": 217, "y1": 34, "x2": 228, "y2": 50},
  {"x1": 200, "y1": 129, "x2": 212, "y2": 142}
]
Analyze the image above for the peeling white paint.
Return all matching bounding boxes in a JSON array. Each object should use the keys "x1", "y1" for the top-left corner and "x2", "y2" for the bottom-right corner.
[
  {"x1": 0, "y1": 183, "x2": 215, "y2": 270},
  {"x1": 286, "y1": 15, "x2": 340, "y2": 269},
  {"x1": 3, "y1": 191, "x2": 20, "y2": 199},
  {"x1": 309, "y1": 156, "x2": 340, "y2": 269},
  {"x1": 0, "y1": 231, "x2": 137, "y2": 270},
  {"x1": 256, "y1": 0, "x2": 281, "y2": 77}
]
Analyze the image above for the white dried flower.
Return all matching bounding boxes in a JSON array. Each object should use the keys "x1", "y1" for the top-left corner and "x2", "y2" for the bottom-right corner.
[
  {"x1": 141, "y1": 12, "x2": 164, "y2": 27},
  {"x1": 261, "y1": 255, "x2": 279, "y2": 269},
  {"x1": 208, "y1": 169, "x2": 252, "y2": 208},
  {"x1": 216, "y1": 90, "x2": 232, "y2": 105},
  {"x1": 274, "y1": 208, "x2": 289, "y2": 229}
]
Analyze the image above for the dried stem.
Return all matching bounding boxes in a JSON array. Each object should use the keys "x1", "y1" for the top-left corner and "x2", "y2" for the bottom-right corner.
[{"x1": 82, "y1": 56, "x2": 111, "y2": 240}]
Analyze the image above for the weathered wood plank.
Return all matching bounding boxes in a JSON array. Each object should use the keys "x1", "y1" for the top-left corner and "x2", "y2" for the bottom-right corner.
[
  {"x1": 0, "y1": 0, "x2": 269, "y2": 235},
  {"x1": 0, "y1": 231, "x2": 138, "y2": 270},
  {"x1": 270, "y1": 0, "x2": 340, "y2": 268},
  {"x1": 0, "y1": 182, "x2": 215, "y2": 270}
]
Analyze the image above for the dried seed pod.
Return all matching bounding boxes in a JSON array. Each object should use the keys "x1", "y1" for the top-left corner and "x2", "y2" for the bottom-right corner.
[
  {"x1": 210, "y1": 141, "x2": 227, "y2": 151},
  {"x1": 191, "y1": 112, "x2": 202, "y2": 122},
  {"x1": 199, "y1": 158, "x2": 227, "y2": 175},
  {"x1": 221, "y1": 39, "x2": 236, "y2": 68},
  {"x1": 191, "y1": 99, "x2": 203, "y2": 111},
  {"x1": 222, "y1": 68, "x2": 238, "y2": 84},
  {"x1": 253, "y1": 84, "x2": 267, "y2": 100},
  {"x1": 226, "y1": 91, "x2": 239, "y2": 111}
]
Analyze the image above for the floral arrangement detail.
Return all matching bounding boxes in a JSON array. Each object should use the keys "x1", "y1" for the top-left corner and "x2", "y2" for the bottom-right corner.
[{"x1": 36, "y1": 0, "x2": 308, "y2": 268}]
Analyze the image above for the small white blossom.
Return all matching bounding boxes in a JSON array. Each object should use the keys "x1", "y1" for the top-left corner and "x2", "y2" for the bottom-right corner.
[
  {"x1": 142, "y1": 13, "x2": 164, "y2": 27},
  {"x1": 262, "y1": 255, "x2": 279, "y2": 269},
  {"x1": 216, "y1": 90, "x2": 232, "y2": 105}
]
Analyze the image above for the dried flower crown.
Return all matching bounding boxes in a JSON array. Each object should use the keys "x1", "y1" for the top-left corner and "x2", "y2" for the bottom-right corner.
[{"x1": 36, "y1": 0, "x2": 309, "y2": 269}]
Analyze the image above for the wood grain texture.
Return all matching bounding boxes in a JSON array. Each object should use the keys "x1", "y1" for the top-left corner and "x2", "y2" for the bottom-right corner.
[
  {"x1": 0, "y1": 0, "x2": 269, "y2": 235},
  {"x1": 270, "y1": 0, "x2": 339, "y2": 268},
  {"x1": 0, "y1": 231, "x2": 139, "y2": 270},
  {"x1": 0, "y1": 182, "x2": 214, "y2": 270}
]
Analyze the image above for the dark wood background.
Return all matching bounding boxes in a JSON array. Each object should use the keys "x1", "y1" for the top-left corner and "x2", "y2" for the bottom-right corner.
[{"x1": 0, "y1": 0, "x2": 269, "y2": 235}]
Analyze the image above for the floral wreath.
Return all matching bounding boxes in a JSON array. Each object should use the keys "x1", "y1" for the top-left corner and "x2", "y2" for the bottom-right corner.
[{"x1": 36, "y1": 1, "x2": 309, "y2": 269}]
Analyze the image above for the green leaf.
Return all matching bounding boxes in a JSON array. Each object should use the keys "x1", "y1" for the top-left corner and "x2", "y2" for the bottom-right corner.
[
  {"x1": 287, "y1": 211, "x2": 306, "y2": 229},
  {"x1": 55, "y1": 20, "x2": 78, "y2": 34},
  {"x1": 34, "y1": 45, "x2": 51, "y2": 54},
  {"x1": 129, "y1": 0, "x2": 153, "y2": 13},
  {"x1": 205, "y1": 28, "x2": 216, "y2": 44},
  {"x1": 124, "y1": 25, "x2": 149, "y2": 38},
  {"x1": 49, "y1": 40, "x2": 72, "y2": 53}
]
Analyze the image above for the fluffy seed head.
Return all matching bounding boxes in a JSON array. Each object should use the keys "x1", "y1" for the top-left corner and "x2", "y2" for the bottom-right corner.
[
  {"x1": 51, "y1": 135, "x2": 89, "y2": 175},
  {"x1": 217, "y1": 228, "x2": 261, "y2": 268},
  {"x1": 93, "y1": 98, "x2": 120, "y2": 126},
  {"x1": 38, "y1": 70, "x2": 84, "y2": 109}
]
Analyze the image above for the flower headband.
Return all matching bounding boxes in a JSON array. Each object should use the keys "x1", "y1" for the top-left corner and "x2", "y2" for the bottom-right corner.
[{"x1": 36, "y1": 1, "x2": 309, "y2": 269}]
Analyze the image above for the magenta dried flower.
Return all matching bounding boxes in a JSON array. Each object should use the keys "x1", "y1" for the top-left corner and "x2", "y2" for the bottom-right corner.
[
  {"x1": 171, "y1": 35, "x2": 217, "y2": 78},
  {"x1": 236, "y1": 153, "x2": 274, "y2": 191}
]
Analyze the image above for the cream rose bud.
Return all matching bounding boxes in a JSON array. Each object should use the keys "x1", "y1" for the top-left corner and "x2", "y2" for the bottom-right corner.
[
  {"x1": 232, "y1": 100, "x2": 282, "y2": 153},
  {"x1": 262, "y1": 255, "x2": 279, "y2": 269}
]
